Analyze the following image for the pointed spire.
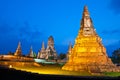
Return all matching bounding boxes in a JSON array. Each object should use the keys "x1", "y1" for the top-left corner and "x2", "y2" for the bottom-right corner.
[
  {"x1": 83, "y1": 6, "x2": 90, "y2": 17},
  {"x1": 37, "y1": 41, "x2": 46, "y2": 59},
  {"x1": 42, "y1": 41, "x2": 45, "y2": 49},
  {"x1": 68, "y1": 42, "x2": 72, "y2": 50},
  {"x1": 14, "y1": 41, "x2": 22, "y2": 56},
  {"x1": 28, "y1": 46, "x2": 34, "y2": 57},
  {"x1": 84, "y1": 6, "x2": 88, "y2": 12},
  {"x1": 68, "y1": 42, "x2": 72, "y2": 53},
  {"x1": 17, "y1": 42, "x2": 21, "y2": 49},
  {"x1": 79, "y1": 5, "x2": 97, "y2": 36},
  {"x1": 66, "y1": 42, "x2": 72, "y2": 60}
]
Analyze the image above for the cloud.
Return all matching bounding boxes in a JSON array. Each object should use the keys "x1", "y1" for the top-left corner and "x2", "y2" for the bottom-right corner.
[
  {"x1": 110, "y1": 0, "x2": 120, "y2": 14},
  {"x1": 0, "y1": 21, "x2": 45, "y2": 54},
  {"x1": 61, "y1": 37, "x2": 74, "y2": 46},
  {"x1": 106, "y1": 40, "x2": 120, "y2": 56},
  {"x1": 0, "y1": 21, "x2": 45, "y2": 42},
  {"x1": 18, "y1": 22, "x2": 44, "y2": 42},
  {"x1": 101, "y1": 29, "x2": 120, "y2": 35},
  {"x1": 102, "y1": 39, "x2": 119, "y2": 46}
]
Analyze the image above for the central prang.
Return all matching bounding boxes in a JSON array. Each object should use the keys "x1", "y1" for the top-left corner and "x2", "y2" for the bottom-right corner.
[{"x1": 62, "y1": 6, "x2": 120, "y2": 73}]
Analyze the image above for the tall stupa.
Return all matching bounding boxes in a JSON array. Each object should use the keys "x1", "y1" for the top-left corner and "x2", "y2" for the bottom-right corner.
[
  {"x1": 62, "y1": 6, "x2": 120, "y2": 73},
  {"x1": 46, "y1": 36, "x2": 57, "y2": 60},
  {"x1": 14, "y1": 42, "x2": 22, "y2": 56},
  {"x1": 28, "y1": 46, "x2": 34, "y2": 57},
  {"x1": 37, "y1": 41, "x2": 46, "y2": 59},
  {"x1": 66, "y1": 42, "x2": 72, "y2": 60},
  {"x1": 37, "y1": 36, "x2": 58, "y2": 60}
]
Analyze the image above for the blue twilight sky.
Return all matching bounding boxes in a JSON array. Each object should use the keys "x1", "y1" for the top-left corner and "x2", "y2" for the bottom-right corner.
[{"x1": 0, "y1": 0, "x2": 120, "y2": 56}]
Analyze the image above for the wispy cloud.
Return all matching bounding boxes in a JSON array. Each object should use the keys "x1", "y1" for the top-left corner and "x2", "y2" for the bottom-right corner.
[
  {"x1": 109, "y1": 0, "x2": 120, "y2": 14},
  {"x1": 0, "y1": 21, "x2": 44, "y2": 42},
  {"x1": 101, "y1": 29, "x2": 120, "y2": 35},
  {"x1": 102, "y1": 39, "x2": 119, "y2": 46},
  {"x1": 18, "y1": 21, "x2": 44, "y2": 42},
  {"x1": 0, "y1": 21, "x2": 45, "y2": 54},
  {"x1": 61, "y1": 37, "x2": 74, "y2": 46}
]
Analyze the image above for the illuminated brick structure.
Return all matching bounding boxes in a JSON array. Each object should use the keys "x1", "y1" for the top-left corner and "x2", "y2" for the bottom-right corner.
[
  {"x1": 37, "y1": 36, "x2": 57, "y2": 60},
  {"x1": 37, "y1": 41, "x2": 46, "y2": 59},
  {"x1": 62, "y1": 6, "x2": 120, "y2": 72},
  {"x1": 14, "y1": 42, "x2": 22, "y2": 56},
  {"x1": 46, "y1": 36, "x2": 57, "y2": 60},
  {"x1": 66, "y1": 42, "x2": 72, "y2": 60},
  {"x1": 28, "y1": 46, "x2": 34, "y2": 58}
]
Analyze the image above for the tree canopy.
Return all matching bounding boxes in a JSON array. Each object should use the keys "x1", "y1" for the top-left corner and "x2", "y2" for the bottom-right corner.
[{"x1": 111, "y1": 48, "x2": 120, "y2": 63}]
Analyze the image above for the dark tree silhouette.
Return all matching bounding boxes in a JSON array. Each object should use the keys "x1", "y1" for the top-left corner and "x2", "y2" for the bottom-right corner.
[
  {"x1": 7, "y1": 51, "x2": 14, "y2": 55},
  {"x1": 59, "y1": 53, "x2": 66, "y2": 60},
  {"x1": 111, "y1": 48, "x2": 120, "y2": 63}
]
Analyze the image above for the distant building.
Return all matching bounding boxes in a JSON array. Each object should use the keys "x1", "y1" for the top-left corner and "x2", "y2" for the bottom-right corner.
[
  {"x1": 66, "y1": 42, "x2": 72, "y2": 60},
  {"x1": 37, "y1": 41, "x2": 46, "y2": 59},
  {"x1": 0, "y1": 42, "x2": 34, "y2": 62},
  {"x1": 37, "y1": 36, "x2": 57, "y2": 60},
  {"x1": 14, "y1": 42, "x2": 22, "y2": 56},
  {"x1": 28, "y1": 46, "x2": 34, "y2": 58}
]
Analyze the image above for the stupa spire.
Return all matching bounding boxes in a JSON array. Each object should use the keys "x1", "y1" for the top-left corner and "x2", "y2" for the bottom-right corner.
[
  {"x1": 42, "y1": 41, "x2": 45, "y2": 50},
  {"x1": 79, "y1": 5, "x2": 96, "y2": 36},
  {"x1": 37, "y1": 41, "x2": 46, "y2": 59},
  {"x1": 14, "y1": 41, "x2": 22, "y2": 56},
  {"x1": 28, "y1": 46, "x2": 34, "y2": 57},
  {"x1": 46, "y1": 36, "x2": 57, "y2": 60},
  {"x1": 62, "y1": 6, "x2": 120, "y2": 73},
  {"x1": 66, "y1": 42, "x2": 72, "y2": 60},
  {"x1": 68, "y1": 42, "x2": 72, "y2": 53},
  {"x1": 83, "y1": 6, "x2": 89, "y2": 17},
  {"x1": 17, "y1": 42, "x2": 21, "y2": 49}
]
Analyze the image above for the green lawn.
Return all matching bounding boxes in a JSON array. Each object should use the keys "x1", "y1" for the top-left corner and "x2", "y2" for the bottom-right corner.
[{"x1": 103, "y1": 72, "x2": 120, "y2": 77}]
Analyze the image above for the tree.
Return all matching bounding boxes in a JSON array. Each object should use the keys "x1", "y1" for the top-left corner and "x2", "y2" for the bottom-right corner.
[
  {"x1": 7, "y1": 51, "x2": 14, "y2": 55},
  {"x1": 48, "y1": 56, "x2": 54, "y2": 60},
  {"x1": 59, "y1": 53, "x2": 66, "y2": 60},
  {"x1": 33, "y1": 52, "x2": 37, "y2": 58},
  {"x1": 111, "y1": 48, "x2": 120, "y2": 63}
]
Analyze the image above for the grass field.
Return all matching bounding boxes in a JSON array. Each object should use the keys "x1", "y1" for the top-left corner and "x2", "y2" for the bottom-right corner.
[
  {"x1": 103, "y1": 72, "x2": 120, "y2": 77},
  {"x1": 12, "y1": 63, "x2": 120, "y2": 77}
]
